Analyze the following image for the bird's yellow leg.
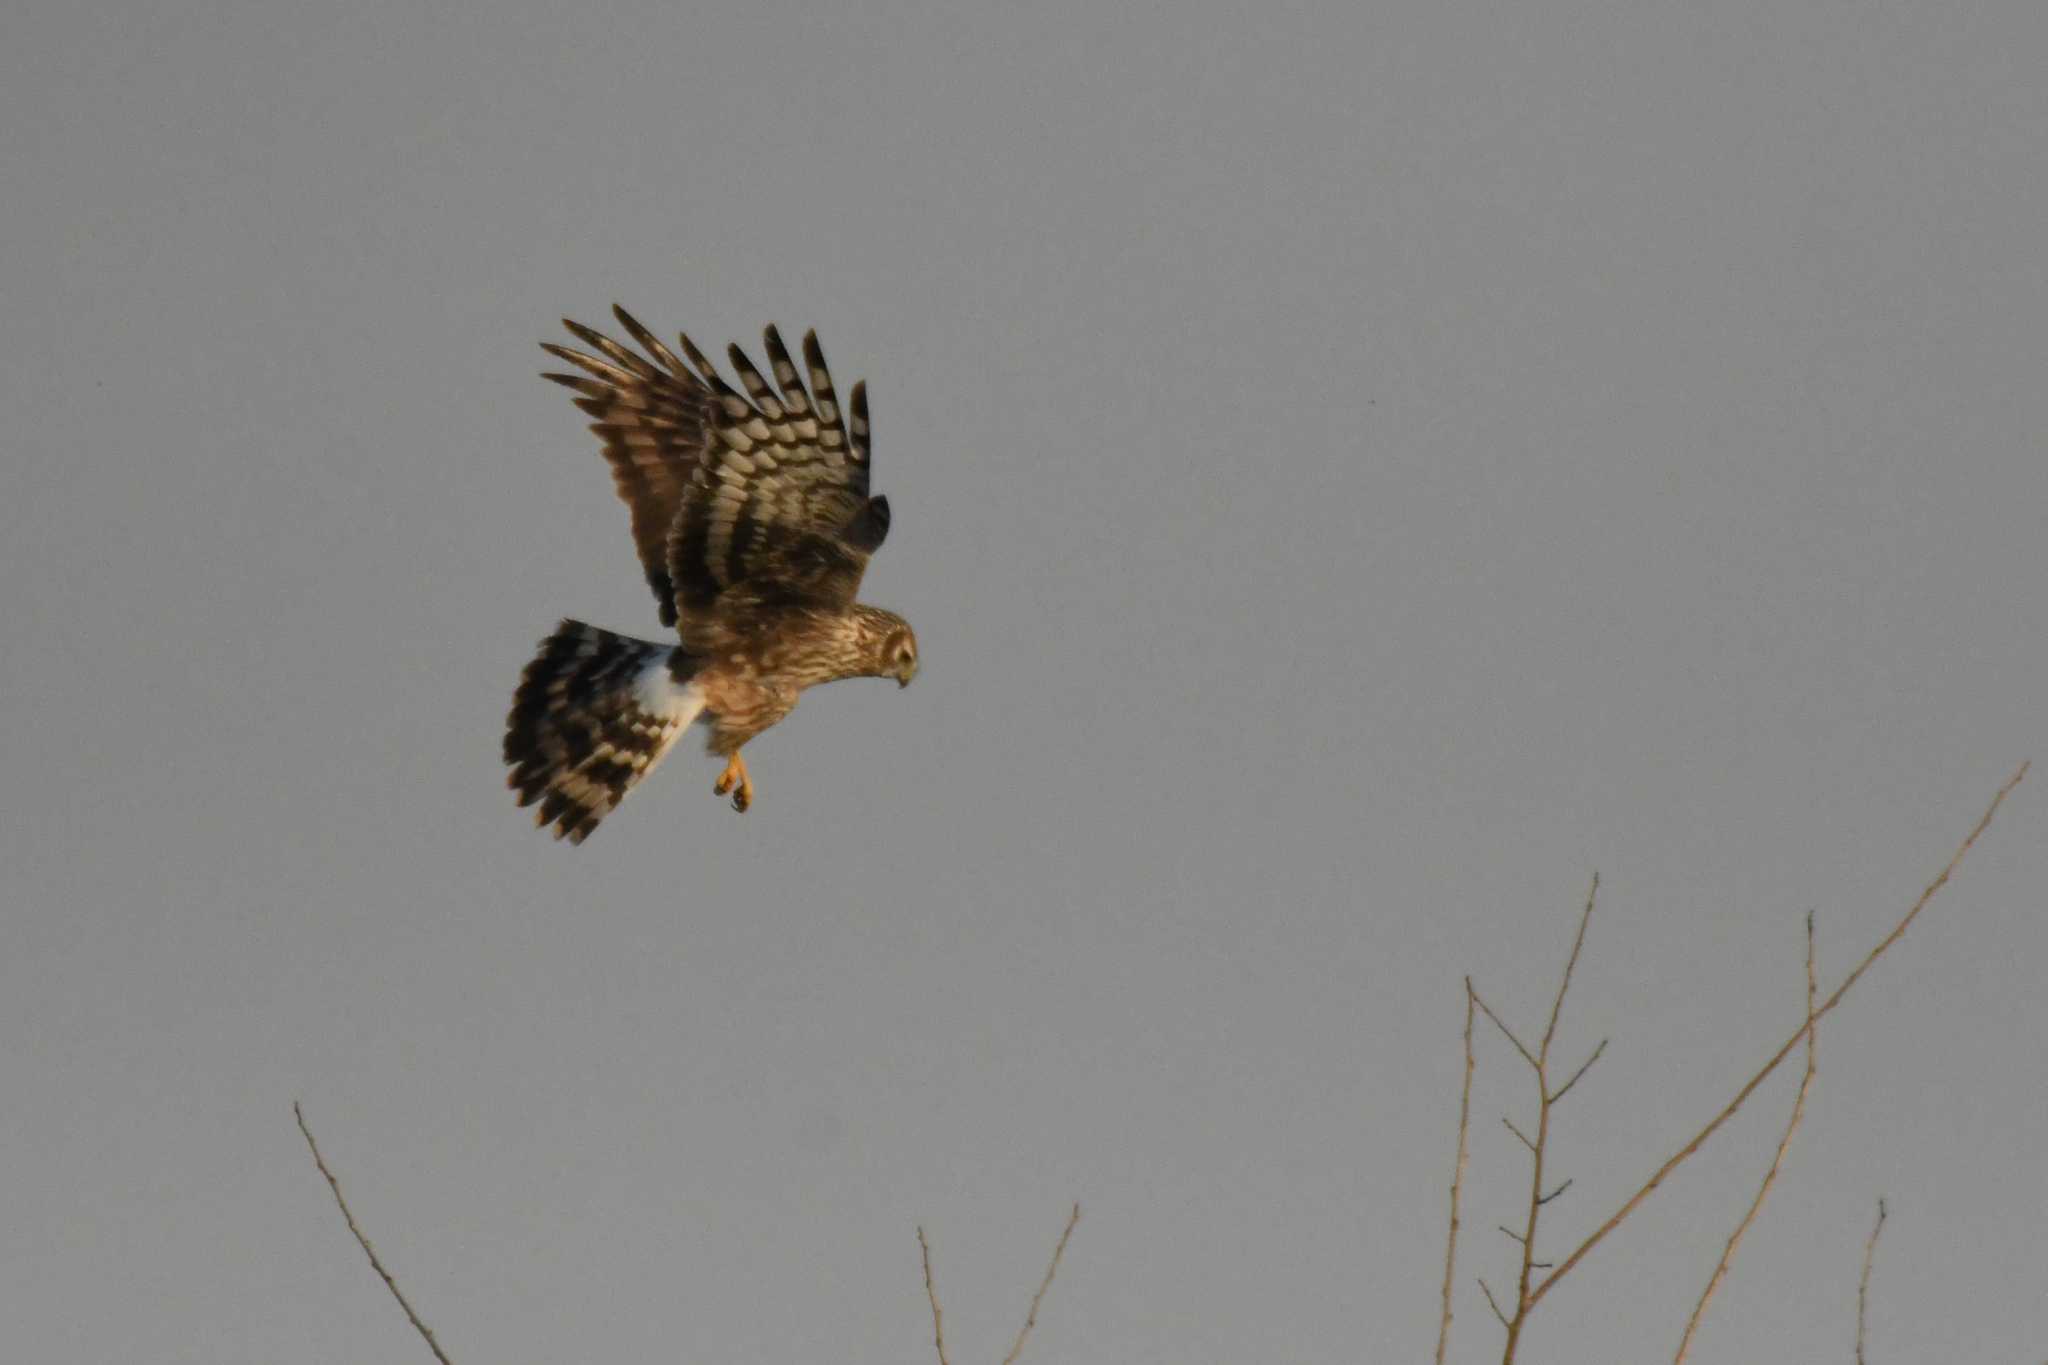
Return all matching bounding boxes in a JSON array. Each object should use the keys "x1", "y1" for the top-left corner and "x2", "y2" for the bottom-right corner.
[{"x1": 714, "y1": 750, "x2": 754, "y2": 813}]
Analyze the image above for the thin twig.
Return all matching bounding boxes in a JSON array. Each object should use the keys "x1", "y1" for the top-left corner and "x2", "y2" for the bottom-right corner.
[
  {"x1": 1540, "y1": 873, "x2": 1600, "y2": 1059},
  {"x1": 1549, "y1": 1039, "x2": 1607, "y2": 1105},
  {"x1": 1856, "y1": 1199, "x2": 1887, "y2": 1365},
  {"x1": 1502, "y1": 1117, "x2": 1537, "y2": 1153},
  {"x1": 1437, "y1": 983, "x2": 1478, "y2": 1365},
  {"x1": 293, "y1": 1103, "x2": 454, "y2": 1365},
  {"x1": 1672, "y1": 912, "x2": 1820, "y2": 1363},
  {"x1": 917, "y1": 1236, "x2": 954, "y2": 1365},
  {"x1": 1471, "y1": 990, "x2": 1540, "y2": 1072},
  {"x1": 999, "y1": 1203, "x2": 1082, "y2": 1365},
  {"x1": 917, "y1": 1225, "x2": 952, "y2": 1365},
  {"x1": 1537, "y1": 1179, "x2": 1572, "y2": 1207},
  {"x1": 1478, "y1": 1278, "x2": 1511, "y2": 1328},
  {"x1": 1530, "y1": 762, "x2": 2026, "y2": 1307}
]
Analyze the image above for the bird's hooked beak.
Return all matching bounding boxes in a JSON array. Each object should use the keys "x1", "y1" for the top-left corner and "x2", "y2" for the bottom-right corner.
[{"x1": 896, "y1": 658, "x2": 918, "y2": 688}]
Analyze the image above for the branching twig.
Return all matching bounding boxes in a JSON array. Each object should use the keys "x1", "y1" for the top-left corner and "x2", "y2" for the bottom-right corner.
[
  {"x1": 1672, "y1": 912, "x2": 1820, "y2": 1362},
  {"x1": 1437, "y1": 982, "x2": 1478, "y2": 1365},
  {"x1": 999, "y1": 1202, "x2": 1082, "y2": 1365},
  {"x1": 1856, "y1": 1198, "x2": 1887, "y2": 1365},
  {"x1": 1501, "y1": 1117, "x2": 1537, "y2": 1153},
  {"x1": 293, "y1": 1103, "x2": 454, "y2": 1365},
  {"x1": 1492, "y1": 873, "x2": 1602, "y2": 1361},
  {"x1": 1529, "y1": 762, "x2": 2026, "y2": 1308},
  {"x1": 917, "y1": 1224, "x2": 953, "y2": 1365}
]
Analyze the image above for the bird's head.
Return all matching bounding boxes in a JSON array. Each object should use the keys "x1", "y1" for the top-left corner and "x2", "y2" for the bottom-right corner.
[
  {"x1": 853, "y1": 606, "x2": 919, "y2": 688},
  {"x1": 885, "y1": 624, "x2": 919, "y2": 688}
]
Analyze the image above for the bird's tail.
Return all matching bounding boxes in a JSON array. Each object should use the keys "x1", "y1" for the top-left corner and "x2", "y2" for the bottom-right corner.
[{"x1": 503, "y1": 619, "x2": 706, "y2": 843}]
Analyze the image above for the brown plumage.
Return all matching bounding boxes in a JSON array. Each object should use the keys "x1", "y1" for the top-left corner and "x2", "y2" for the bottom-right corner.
[{"x1": 503, "y1": 307, "x2": 917, "y2": 841}]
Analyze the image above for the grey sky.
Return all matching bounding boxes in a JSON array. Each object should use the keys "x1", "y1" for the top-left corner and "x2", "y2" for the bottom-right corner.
[{"x1": 3, "y1": 1, "x2": 2044, "y2": 1360}]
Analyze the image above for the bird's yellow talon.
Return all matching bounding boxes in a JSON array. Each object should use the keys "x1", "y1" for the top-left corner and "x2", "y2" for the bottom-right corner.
[{"x1": 715, "y1": 752, "x2": 753, "y2": 813}]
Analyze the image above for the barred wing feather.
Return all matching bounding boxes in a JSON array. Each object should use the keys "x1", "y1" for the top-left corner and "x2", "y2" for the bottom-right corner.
[{"x1": 542, "y1": 308, "x2": 888, "y2": 633}]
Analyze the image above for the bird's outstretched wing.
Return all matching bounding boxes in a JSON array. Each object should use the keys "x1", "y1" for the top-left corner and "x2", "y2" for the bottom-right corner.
[
  {"x1": 542, "y1": 307, "x2": 887, "y2": 631},
  {"x1": 541, "y1": 309, "x2": 708, "y2": 627}
]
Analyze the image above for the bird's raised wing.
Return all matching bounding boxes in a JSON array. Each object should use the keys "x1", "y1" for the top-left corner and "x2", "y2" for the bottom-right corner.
[
  {"x1": 541, "y1": 308, "x2": 887, "y2": 631},
  {"x1": 542, "y1": 309, "x2": 711, "y2": 627}
]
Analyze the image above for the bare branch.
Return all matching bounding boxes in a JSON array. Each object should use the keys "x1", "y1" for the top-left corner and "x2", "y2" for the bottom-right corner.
[
  {"x1": 1478, "y1": 1278, "x2": 1511, "y2": 1329},
  {"x1": 1540, "y1": 873, "x2": 1600, "y2": 1061},
  {"x1": 999, "y1": 1203, "x2": 1081, "y2": 1365},
  {"x1": 293, "y1": 1103, "x2": 454, "y2": 1365},
  {"x1": 1436, "y1": 983, "x2": 1478, "y2": 1365},
  {"x1": 1549, "y1": 1038, "x2": 1608, "y2": 1105},
  {"x1": 1498, "y1": 876, "x2": 1603, "y2": 1363},
  {"x1": 1823, "y1": 763, "x2": 2026, "y2": 1013},
  {"x1": 1471, "y1": 990, "x2": 1539, "y2": 1072},
  {"x1": 1856, "y1": 1199, "x2": 1887, "y2": 1365},
  {"x1": 916, "y1": 1225, "x2": 953, "y2": 1365},
  {"x1": 1484, "y1": 880, "x2": 1606, "y2": 1365},
  {"x1": 1497, "y1": 1225, "x2": 1527, "y2": 1246},
  {"x1": 1672, "y1": 912, "x2": 1820, "y2": 1363},
  {"x1": 1530, "y1": 762, "x2": 2026, "y2": 1307}
]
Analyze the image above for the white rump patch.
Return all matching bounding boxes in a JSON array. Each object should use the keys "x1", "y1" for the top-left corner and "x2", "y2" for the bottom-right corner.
[{"x1": 635, "y1": 657, "x2": 709, "y2": 729}]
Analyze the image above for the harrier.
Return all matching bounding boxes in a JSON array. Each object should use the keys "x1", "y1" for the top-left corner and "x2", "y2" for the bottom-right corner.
[{"x1": 504, "y1": 307, "x2": 916, "y2": 841}]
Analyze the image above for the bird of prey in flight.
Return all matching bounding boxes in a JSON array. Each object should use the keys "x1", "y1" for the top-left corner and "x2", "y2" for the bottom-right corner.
[{"x1": 504, "y1": 306, "x2": 916, "y2": 842}]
